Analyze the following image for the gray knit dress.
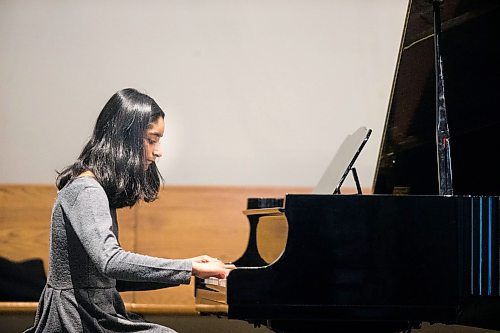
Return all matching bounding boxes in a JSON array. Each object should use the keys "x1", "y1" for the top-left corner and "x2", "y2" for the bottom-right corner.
[{"x1": 24, "y1": 176, "x2": 193, "y2": 332}]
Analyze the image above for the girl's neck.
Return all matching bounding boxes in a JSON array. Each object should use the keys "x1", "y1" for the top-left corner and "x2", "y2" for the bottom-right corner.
[{"x1": 78, "y1": 170, "x2": 96, "y2": 178}]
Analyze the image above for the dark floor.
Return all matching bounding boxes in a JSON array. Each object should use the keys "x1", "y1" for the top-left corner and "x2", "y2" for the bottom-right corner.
[{"x1": 3, "y1": 314, "x2": 499, "y2": 333}]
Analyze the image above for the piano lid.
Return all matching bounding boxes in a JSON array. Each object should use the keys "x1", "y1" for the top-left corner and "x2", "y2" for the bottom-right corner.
[{"x1": 373, "y1": 0, "x2": 500, "y2": 196}]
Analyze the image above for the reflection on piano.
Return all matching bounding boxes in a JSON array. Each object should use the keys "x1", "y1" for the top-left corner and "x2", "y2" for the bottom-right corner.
[{"x1": 195, "y1": 0, "x2": 500, "y2": 332}]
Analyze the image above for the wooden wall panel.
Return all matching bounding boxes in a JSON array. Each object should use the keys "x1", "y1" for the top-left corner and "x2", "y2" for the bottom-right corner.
[
  {"x1": 0, "y1": 186, "x2": 56, "y2": 273},
  {"x1": 0, "y1": 184, "x2": 311, "y2": 307}
]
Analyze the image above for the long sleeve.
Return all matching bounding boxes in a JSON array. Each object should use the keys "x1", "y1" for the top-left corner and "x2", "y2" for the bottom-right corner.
[
  {"x1": 115, "y1": 280, "x2": 179, "y2": 292},
  {"x1": 61, "y1": 184, "x2": 192, "y2": 285}
]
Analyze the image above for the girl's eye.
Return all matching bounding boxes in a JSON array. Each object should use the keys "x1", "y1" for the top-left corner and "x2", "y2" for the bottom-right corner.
[{"x1": 146, "y1": 138, "x2": 156, "y2": 145}]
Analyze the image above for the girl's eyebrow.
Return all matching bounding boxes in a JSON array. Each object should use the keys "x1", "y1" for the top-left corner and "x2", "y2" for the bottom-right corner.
[{"x1": 147, "y1": 131, "x2": 162, "y2": 138}]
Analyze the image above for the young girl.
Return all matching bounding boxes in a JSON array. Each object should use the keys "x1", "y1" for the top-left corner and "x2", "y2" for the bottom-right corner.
[{"x1": 25, "y1": 88, "x2": 233, "y2": 332}]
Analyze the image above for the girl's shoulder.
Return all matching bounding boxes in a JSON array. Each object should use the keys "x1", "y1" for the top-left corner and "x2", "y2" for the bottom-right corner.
[
  {"x1": 58, "y1": 176, "x2": 106, "y2": 205},
  {"x1": 62, "y1": 175, "x2": 101, "y2": 190}
]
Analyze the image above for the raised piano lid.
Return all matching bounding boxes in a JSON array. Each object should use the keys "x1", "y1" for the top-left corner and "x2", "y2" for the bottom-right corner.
[{"x1": 373, "y1": 0, "x2": 500, "y2": 196}]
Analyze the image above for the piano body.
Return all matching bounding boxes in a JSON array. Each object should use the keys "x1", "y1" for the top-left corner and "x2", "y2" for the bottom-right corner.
[{"x1": 195, "y1": 0, "x2": 500, "y2": 332}]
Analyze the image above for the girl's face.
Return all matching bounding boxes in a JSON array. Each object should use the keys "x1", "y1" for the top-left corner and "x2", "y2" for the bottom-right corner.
[{"x1": 144, "y1": 117, "x2": 165, "y2": 170}]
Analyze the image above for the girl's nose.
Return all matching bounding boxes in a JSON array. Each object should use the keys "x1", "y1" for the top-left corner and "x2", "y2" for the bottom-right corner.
[{"x1": 153, "y1": 146, "x2": 162, "y2": 158}]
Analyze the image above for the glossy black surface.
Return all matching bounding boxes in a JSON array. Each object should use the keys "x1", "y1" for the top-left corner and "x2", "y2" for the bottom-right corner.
[
  {"x1": 227, "y1": 194, "x2": 500, "y2": 331},
  {"x1": 373, "y1": 0, "x2": 500, "y2": 195}
]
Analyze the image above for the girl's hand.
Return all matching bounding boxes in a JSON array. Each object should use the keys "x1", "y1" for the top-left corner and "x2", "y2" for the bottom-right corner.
[
  {"x1": 191, "y1": 256, "x2": 236, "y2": 279},
  {"x1": 189, "y1": 255, "x2": 219, "y2": 263}
]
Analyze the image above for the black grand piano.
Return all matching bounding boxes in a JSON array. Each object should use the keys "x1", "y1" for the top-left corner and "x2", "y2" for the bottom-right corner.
[{"x1": 195, "y1": 0, "x2": 500, "y2": 332}]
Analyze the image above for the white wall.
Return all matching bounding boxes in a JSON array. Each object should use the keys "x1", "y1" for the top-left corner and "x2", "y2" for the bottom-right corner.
[{"x1": 0, "y1": 0, "x2": 407, "y2": 188}]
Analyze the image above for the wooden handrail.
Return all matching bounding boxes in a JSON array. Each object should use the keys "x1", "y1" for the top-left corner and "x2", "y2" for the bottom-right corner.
[
  {"x1": 0, "y1": 302, "x2": 38, "y2": 313},
  {"x1": 0, "y1": 302, "x2": 209, "y2": 315},
  {"x1": 126, "y1": 303, "x2": 198, "y2": 315}
]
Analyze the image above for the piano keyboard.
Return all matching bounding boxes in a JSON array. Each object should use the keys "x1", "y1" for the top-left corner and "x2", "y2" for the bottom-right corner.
[
  {"x1": 195, "y1": 277, "x2": 229, "y2": 313},
  {"x1": 203, "y1": 277, "x2": 227, "y2": 288}
]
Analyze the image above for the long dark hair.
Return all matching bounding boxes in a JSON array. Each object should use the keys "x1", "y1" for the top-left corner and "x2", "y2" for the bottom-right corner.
[{"x1": 56, "y1": 88, "x2": 165, "y2": 208}]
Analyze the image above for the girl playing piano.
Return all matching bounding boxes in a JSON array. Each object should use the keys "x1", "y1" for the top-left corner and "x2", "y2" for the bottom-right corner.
[{"x1": 24, "y1": 88, "x2": 234, "y2": 333}]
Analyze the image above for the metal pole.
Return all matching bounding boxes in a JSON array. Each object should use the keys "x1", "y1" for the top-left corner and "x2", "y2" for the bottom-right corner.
[{"x1": 433, "y1": 0, "x2": 454, "y2": 195}]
